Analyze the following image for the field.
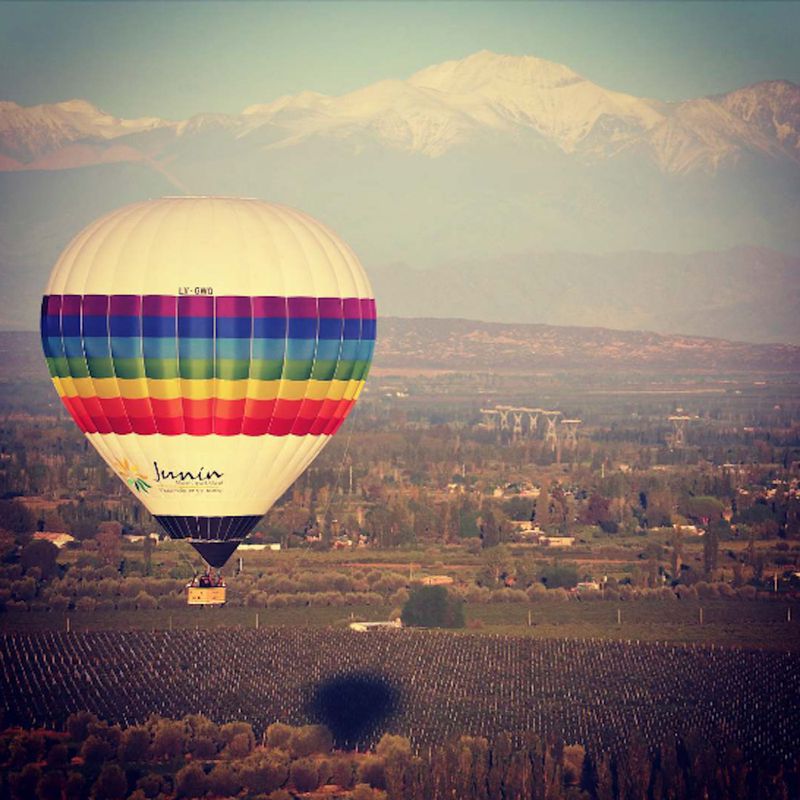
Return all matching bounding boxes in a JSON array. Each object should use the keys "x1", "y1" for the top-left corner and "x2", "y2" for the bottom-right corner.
[
  {"x1": 2, "y1": 598, "x2": 798, "y2": 649},
  {"x1": 2, "y1": 627, "x2": 798, "y2": 765}
]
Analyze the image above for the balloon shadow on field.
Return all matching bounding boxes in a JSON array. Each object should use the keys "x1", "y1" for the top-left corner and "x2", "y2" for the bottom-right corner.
[{"x1": 308, "y1": 671, "x2": 400, "y2": 749}]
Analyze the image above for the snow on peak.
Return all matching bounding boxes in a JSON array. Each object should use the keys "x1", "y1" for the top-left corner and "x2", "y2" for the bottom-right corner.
[{"x1": 409, "y1": 50, "x2": 583, "y2": 93}]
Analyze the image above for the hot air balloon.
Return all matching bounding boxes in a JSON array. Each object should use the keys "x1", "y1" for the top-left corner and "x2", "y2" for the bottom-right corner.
[{"x1": 40, "y1": 197, "x2": 375, "y2": 602}]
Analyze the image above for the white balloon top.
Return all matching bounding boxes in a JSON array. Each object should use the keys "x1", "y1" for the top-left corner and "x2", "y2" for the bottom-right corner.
[{"x1": 46, "y1": 196, "x2": 373, "y2": 299}]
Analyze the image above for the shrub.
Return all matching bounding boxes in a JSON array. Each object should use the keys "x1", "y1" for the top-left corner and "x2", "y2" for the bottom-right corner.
[
  {"x1": 119, "y1": 726, "x2": 150, "y2": 763},
  {"x1": 265, "y1": 722, "x2": 293, "y2": 750},
  {"x1": 134, "y1": 591, "x2": 157, "y2": 610},
  {"x1": 330, "y1": 756, "x2": 356, "y2": 789},
  {"x1": 66, "y1": 711, "x2": 99, "y2": 742},
  {"x1": 357, "y1": 756, "x2": 387, "y2": 789},
  {"x1": 290, "y1": 758, "x2": 320, "y2": 793},
  {"x1": 352, "y1": 783, "x2": 388, "y2": 800},
  {"x1": 174, "y1": 763, "x2": 207, "y2": 799},
  {"x1": 208, "y1": 764, "x2": 241, "y2": 797},
  {"x1": 80, "y1": 734, "x2": 112, "y2": 765},
  {"x1": 92, "y1": 764, "x2": 127, "y2": 800},
  {"x1": 225, "y1": 731, "x2": 253, "y2": 759},
  {"x1": 289, "y1": 724, "x2": 332, "y2": 758},
  {"x1": 75, "y1": 596, "x2": 97, "y2": 613}
]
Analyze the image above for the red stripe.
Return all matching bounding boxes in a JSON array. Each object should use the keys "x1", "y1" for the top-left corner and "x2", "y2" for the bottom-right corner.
[{"x1": 59, "y1": 395, "x2": 355, "y2": 436}]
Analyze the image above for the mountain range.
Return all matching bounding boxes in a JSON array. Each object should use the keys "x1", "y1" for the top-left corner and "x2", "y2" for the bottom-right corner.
[{"x1": 1, "y1": 50, "x2": 798, "y2": 342}]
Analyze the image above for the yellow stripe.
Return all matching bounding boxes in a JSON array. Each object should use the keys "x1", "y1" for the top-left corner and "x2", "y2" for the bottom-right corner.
[{"x1": 59, "y1": 377, "x2": 365, "y2": 403}]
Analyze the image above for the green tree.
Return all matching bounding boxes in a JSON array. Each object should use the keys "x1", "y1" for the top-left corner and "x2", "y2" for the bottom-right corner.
[{"x1": 401, "y1": 585, "x2": 464, "y2": 628}]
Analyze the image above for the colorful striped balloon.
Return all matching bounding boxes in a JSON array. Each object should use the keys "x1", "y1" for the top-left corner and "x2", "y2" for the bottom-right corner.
[{"x1": 40, "y1": 197, "x2": 376, "y2": 567}]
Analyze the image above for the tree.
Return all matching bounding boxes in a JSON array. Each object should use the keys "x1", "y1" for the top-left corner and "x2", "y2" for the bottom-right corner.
[
  {"x1": 150, "y1": 719, "x2": 184, "y2": 760},
  {"x1": 0, "y1": 500, "x2": 36, "y2": 534},
  {"x1": 118, "y1": 726, "x2": 150, "y2": 763},
  {"x1": 539, "y1": 560, "x2": 579, "y2": 590},
  {"x1": 288, "y1": 725, "x2": 333, "y2": 758},
  {"x1": 290, "y1": 758, "x2": 320, "y2": 793},
  {"x1": 208, "y1": 764, "x2": 241, "y2": 797},
  {"x1": 479, "y1": 504, "x2": 508, "y2": 549},
  {"x1": 175, "y1": 764, "x2": 208, "y2": 799},
  {"x1": 36, "y1": 771, "x2": 64, "y2": 800},
  {"x1": 401, "y1": 585, "x2": 465, "y2": 628},
  {"x1": 21, "y1": 540, "x2": 59, "y2": 581},
  {"x1": 92, "y1": 764, "x2": 127, "y2": 800},
  {"x1": 96, "y1": 522, "x2": 122, "y2": 567},
  {"x1": 703, "y1": 524, "x2": 720, "y2": 577}
]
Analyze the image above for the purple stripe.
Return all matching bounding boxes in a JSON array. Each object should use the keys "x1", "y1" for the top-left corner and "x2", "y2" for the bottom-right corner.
[
  {"x1": 342, "y1": 298, "x2": 361, "y2": 318},
  {"x1": 361, "y1": 298, "x2": 377, "y2": 320},
  {"x1": 216, "y1": 296, "x2": 252, "y2": 317},
  {"x1": 287, "y1": 297, "x2": 317, "y2": 318},
  {"x1": 44, "y1": 294, "x2": 375, "y2": 319},
  {"x1": 82, "y1": 295, "x2": 109, "y2": 315},
  {"x1": 61, "y1": 295, "x2": 81, "y2": 316},
  {"x1": 178, "y1": 295, "x2": 214, "y2": 316},
  {"x1": 318, "y1": 297, "x2": 342, "y2": 317},
  {"x1": 143, "y1": 295, "x2": 177, "y2": 316},
  {"x1": 46, "y1": 296, "x2": 62, "y2": 316},
  {"x1": 110, "y1": 295, "x2": 141, "y2": 316},
  {"x1": 252, "y1": 296, "x2": 287, "y2": 317}
]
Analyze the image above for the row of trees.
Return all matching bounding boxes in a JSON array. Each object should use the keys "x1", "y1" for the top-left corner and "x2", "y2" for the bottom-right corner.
[{"x1": 2, "y1": 712, "x2": 797, "y2": 800}]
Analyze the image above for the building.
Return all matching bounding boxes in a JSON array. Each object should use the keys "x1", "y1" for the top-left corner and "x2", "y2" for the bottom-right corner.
[
  {"x1": 539, "y1": 536, "x2": 575, "y2": 548},
  {"x1": 420, "y1": 575, "x2": 454, "y2": 586},
  {"x1": 349, "y1": 620, "x2": 402, "y2": 632},
  {"x1": 32, "y1": 532, "x2": 74, "y2": 549}
]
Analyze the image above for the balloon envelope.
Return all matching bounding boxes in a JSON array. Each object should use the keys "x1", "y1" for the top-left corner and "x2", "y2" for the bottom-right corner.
[{"x1": 40, "y1": 197, "x2": 375, "y2": 566}]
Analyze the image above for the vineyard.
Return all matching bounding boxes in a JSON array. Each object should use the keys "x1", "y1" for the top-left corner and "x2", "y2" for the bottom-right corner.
[{"x1": 2, "y1": 629, "x2": 798, "y2": 763}]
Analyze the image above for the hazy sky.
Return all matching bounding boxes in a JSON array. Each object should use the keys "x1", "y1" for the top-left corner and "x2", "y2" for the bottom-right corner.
[{"x1": 1, "y1": 1, "x2": 798, "y2": 119}]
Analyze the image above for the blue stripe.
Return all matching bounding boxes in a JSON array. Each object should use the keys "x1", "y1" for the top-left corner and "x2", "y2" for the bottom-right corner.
[
  {"x1": 288, "y1": 318, "x2": 317, "y2": 339},
  {"x1": 252, "y1": 339, "x2": 286, "y2": 360},
  {"x1": 315, "y1": 339, "x2": 341, "y2": 361},
  {"x1": 216, "y1": 338, "x2": 251, "y2": 360},
  {"x1": 63, "y1": 336, "x2": 84, "y2": 358},
  {"x1": 216, "y1": 317, "x2": 252, "y2": 338},
  {"x1": 143, "y1": 338, "x2": 178, "y2": 359},
  {"x1": 82, "y1": 315, "x2": 109, "y2": 337},
  {"x1": 110, "y1": 336, "x2": 142, "y2": 359},
  {"x1": 83, "y1": 336, "x2": 111, "y2": 359},
  {"x1": 178, "y1": 317, "x2": 213, "y2": 338},
  {"x1": 142, "y1": 316, "x2": 175, "y2": 337},
  {"x1": 286, "y1": 338, "x2": 316, "y2": 361},
  {"x1": 62, "y1": 315, "x2": 81, "y2": 337},
  {"x1": 178, "y1": 338, "x2": 214, "y2": 359},
  {"x1": 253, "y1": 318, "x2": 287, "y2": 338},
  {"x1": 318, "y1": 318, "x2": 343, "y2": 340},
  {"x1": 109, "y1": 316, "x2": 141, "y2": 337}
]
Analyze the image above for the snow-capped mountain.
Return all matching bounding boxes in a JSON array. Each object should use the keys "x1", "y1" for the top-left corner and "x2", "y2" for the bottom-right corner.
[
  {"x1": 1, "y1": 51, "x2": 798, "y2": 172},
  {"x1": 1, "y1": 51, "x2": 799, "y2": 342},
  {"x1": 0, "y1": 99, "x2": 169, "y2": 165}
]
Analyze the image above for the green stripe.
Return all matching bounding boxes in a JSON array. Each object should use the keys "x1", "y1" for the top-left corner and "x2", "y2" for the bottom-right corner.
[
  {"x1": 53, "y1": 356, "x2": 373, "y2": 384},
  {"x1": 249, "y1": 359, "x2": 285, "y2": 381},
  {"x1": 144, "y1": 358, "x2": 179, "y2": 380},
  {"x1": 216, "y1": 359, "x2": 252, "y2": 381},
  {"x1": 112, "y1": 357, "x2": 146, "y2": 380},
  {"x1": 66, "y1": 356, "x2": 90, "y2": 379},
  {"x1": 86, "y1": 357, "x2": 115, "y2": 379},
  {"x1": 179, "y1": 359, "x2": 214, "y2": 380}
]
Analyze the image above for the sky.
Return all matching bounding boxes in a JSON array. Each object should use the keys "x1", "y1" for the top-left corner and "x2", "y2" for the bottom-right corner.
[{"x1": 1, "y1": 0, "x2": 799, "y2": 119}]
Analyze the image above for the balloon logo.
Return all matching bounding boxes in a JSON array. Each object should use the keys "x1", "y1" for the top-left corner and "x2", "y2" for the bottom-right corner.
[{"x1": 40, "y1": 197, "x2": 376, "y2": 568}]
